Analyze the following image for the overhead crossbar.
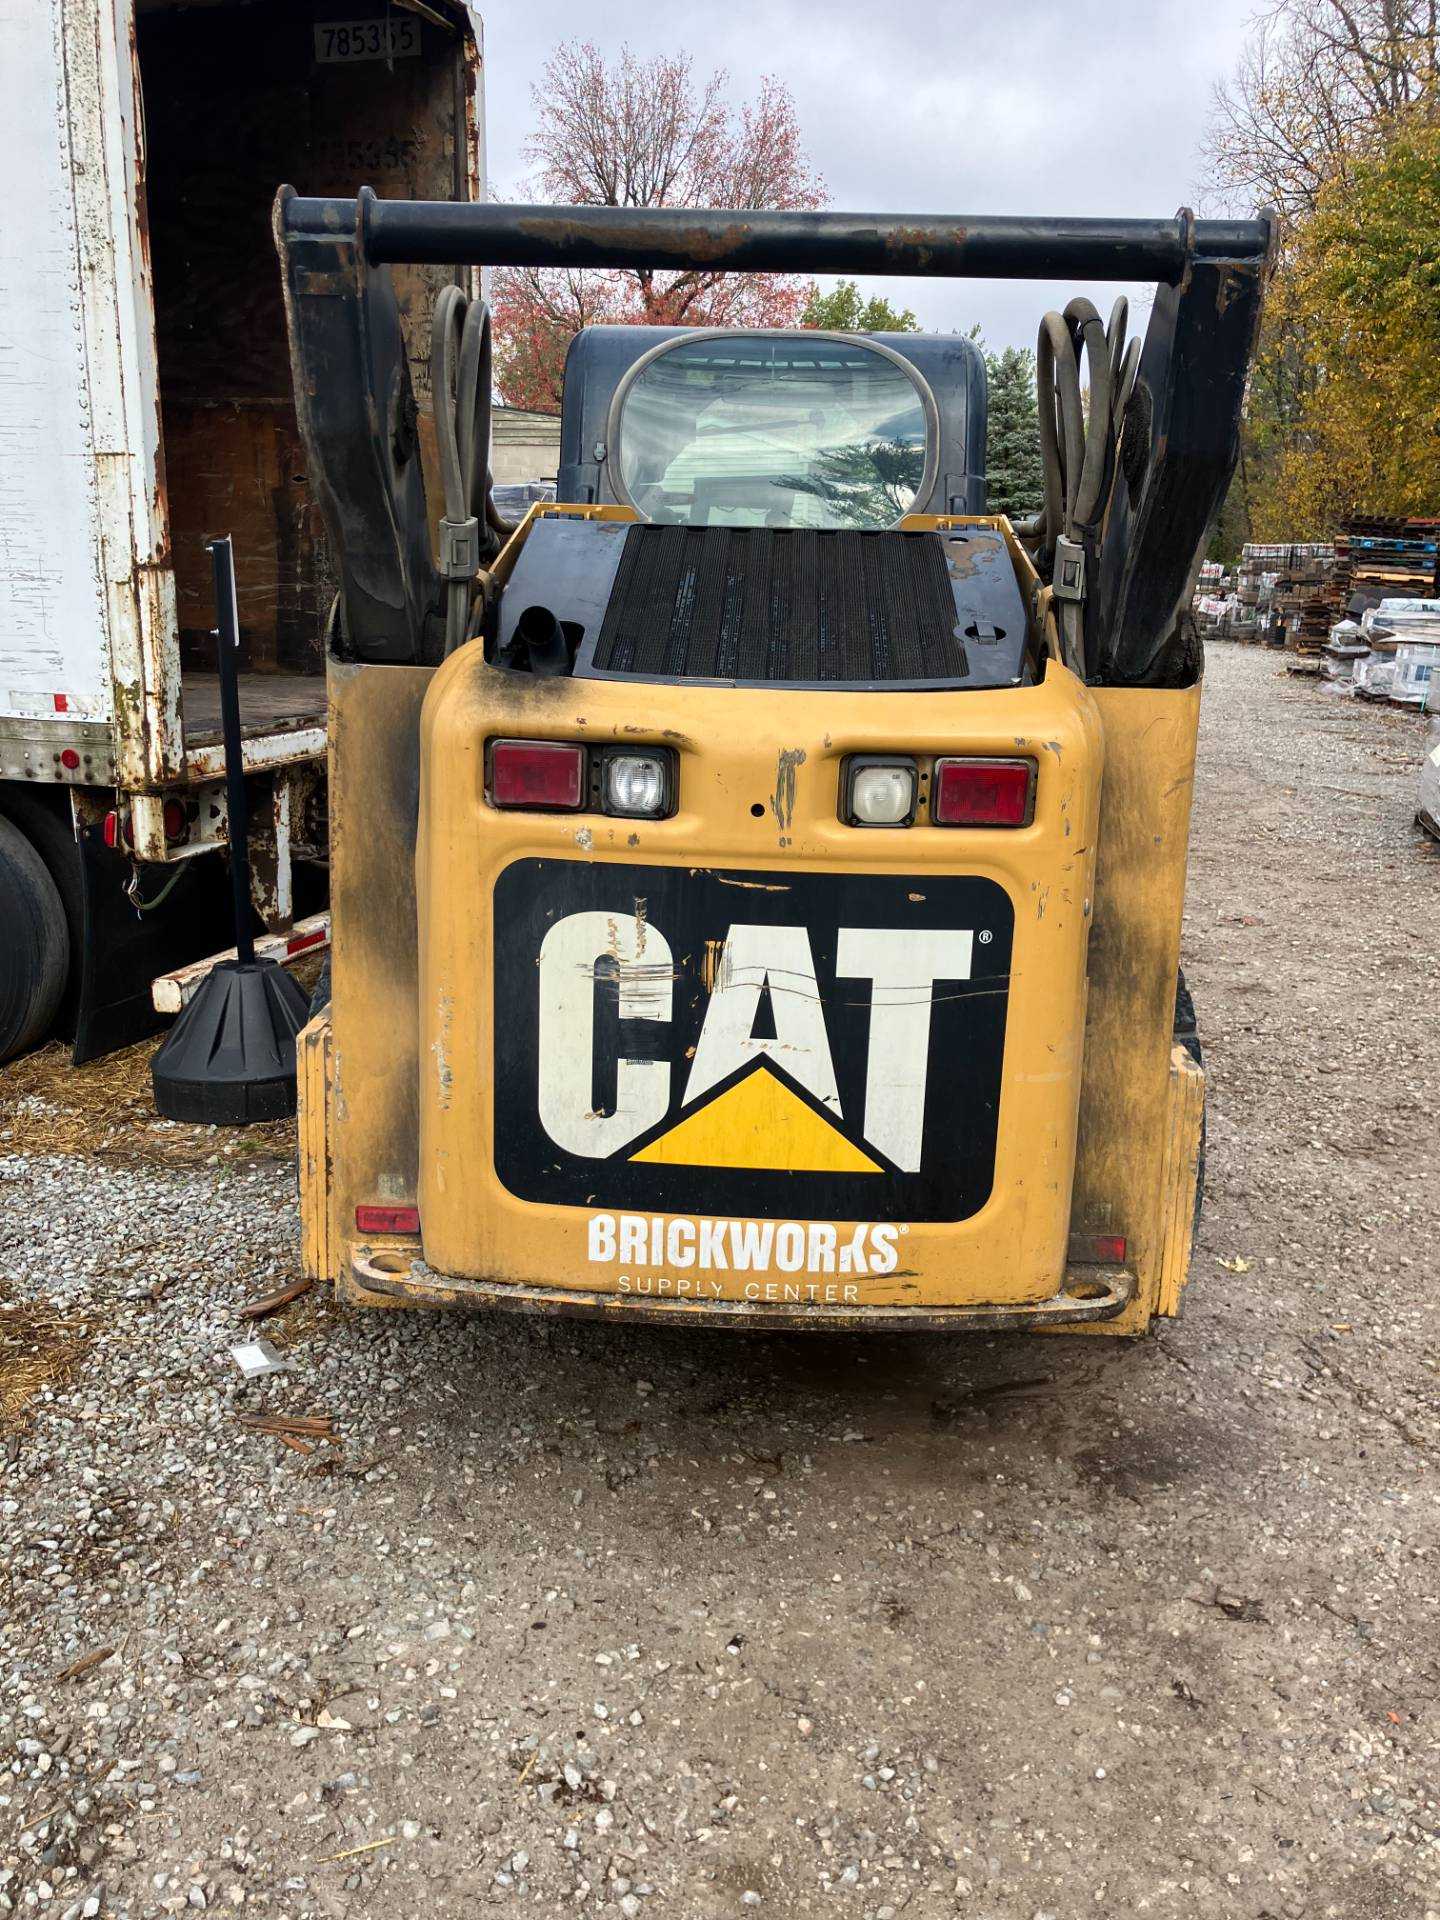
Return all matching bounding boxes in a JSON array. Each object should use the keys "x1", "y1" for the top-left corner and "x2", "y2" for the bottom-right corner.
[{"x1": 280, "y1": 191, "x2": 1272, "y2": 285}]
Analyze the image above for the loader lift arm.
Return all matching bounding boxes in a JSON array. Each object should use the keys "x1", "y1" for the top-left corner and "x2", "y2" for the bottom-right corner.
[{"x1": 274, "y1": 192, "x2": 1273, "y2": 686}]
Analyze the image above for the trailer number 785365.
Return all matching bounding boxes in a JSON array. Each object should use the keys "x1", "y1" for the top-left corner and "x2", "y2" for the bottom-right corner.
[{"x1": 313, "y1": 17, "x2": 420, "y2": 64}]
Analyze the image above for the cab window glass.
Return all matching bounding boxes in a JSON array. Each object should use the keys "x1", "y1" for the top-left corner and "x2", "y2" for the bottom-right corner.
[{"x1": 616, "y1": 335, "x2": 929, "y2": 529}]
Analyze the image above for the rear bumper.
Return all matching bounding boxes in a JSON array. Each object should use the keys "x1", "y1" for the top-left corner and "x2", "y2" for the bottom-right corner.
[{"x1": 346, "y1": 1240, "x2": 1136, "y2": 1332}]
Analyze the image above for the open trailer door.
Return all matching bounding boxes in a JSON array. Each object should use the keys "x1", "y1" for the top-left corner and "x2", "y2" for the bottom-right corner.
[{"x1": 0, "y1": 0, "x2": 485, "y2": 1062}]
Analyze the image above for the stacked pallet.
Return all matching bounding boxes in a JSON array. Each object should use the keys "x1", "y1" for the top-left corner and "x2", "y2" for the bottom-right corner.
[
  {"x1": 1197, "y1": 523, "x2": 1440, "y2": 709},
  {"x1": 1333, "y1": 518, "x2": 1440, "y2": 613},
  {"x1": 1268, "y1": 546, "x2": 1335, "y2": 662},
  {"x1": 1228, "y1": 543, "x2": 1333, "y2": 649}
]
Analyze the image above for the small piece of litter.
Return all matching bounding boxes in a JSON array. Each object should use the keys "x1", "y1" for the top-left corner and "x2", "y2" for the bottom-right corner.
[
  {"x1": 230, "y1": 1338, "x2": 292, "y2": 1378},
  {"x1": 316, "y1": 1834, "x2": 395, "y2": 1865}
]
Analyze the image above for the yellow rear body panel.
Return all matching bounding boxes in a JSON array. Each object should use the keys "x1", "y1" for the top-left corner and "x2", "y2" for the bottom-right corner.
[
  {"x1": 410, "y1": 650, "x2": 1101, "y2": 1312},
  {"x1": 299, "y1": 544, "x2": 1206, "y2": 1334}
]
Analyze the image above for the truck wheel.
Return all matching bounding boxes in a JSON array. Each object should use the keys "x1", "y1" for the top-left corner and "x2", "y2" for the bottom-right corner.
[
  {"x1": 0, "y1": 815, "x2": 71, "y2": 1061},
  {"x1": 1, "y1": 790, "x2": 84, "y2": 1039}
]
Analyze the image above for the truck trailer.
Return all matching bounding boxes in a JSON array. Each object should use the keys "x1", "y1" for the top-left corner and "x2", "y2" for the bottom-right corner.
[{"x1": 0, "y1": 0, "x2": 483, "y2": 1062}]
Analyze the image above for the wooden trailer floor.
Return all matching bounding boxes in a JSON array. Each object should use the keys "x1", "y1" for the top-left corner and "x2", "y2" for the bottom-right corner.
[{"x1": 181, "y1": 672, "x2": 327, "y2": 747}]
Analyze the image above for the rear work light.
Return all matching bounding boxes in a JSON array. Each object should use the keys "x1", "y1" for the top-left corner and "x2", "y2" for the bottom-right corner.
[
  {"x1": 356, "y1": 1204, "x2": 420, "y2": 1236},
  {"x1": 489, "y1": 739, "x2": 586, "y2": 811},
  {"x1": 932, "y1": 757, "x2": 1036, "y2": 828},
  {"x1": 846, "y1": 757, "x2": 918, "y2": 827},
  {"x1": 600, "y1": 748, "x2": 672, "y2": 819}
]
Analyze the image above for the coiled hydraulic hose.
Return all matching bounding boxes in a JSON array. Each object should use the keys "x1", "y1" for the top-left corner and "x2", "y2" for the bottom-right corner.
[
  {"x1": 1030, "y1": 295, "x2": 1140, "y2": 677},
  {"x1": 431, "y1": 283, "x2": 516, "y2": 655}
]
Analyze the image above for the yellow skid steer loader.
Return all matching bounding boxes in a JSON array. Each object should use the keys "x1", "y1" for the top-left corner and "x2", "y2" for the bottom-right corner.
[{"x1": 276, "y1": 193, "x2": 1270, "y2": 1332}]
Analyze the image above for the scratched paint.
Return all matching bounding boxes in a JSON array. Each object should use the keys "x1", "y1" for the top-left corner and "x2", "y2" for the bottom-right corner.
[
  {"x1": 769, "y1": 747, "x2": 807, "y2": 832},
  {"x1": 432, "y1": 989, "x2": 454, "y2": 1110}
]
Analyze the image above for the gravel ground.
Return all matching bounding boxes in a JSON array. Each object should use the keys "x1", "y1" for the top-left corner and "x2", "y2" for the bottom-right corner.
[{"x1": 2, "y1": 644, "x2": 1437, "y2": 1920}]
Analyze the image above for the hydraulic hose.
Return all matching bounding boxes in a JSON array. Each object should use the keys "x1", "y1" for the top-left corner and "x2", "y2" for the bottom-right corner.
[
  {"x1": 430, "y1": 283, "x2": 516, "y2": 655},
  {"x1": 1031, "y1": 295, "x2": 1140, "y2": 677}
]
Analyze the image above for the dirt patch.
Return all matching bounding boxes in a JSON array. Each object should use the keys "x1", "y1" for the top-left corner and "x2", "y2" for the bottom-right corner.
[
  {"x1": 0, "y1": 954, "x2": 323, "y2": 1168},
  {"x1": 0, "y1": 1036, "x2": 294, "y2": 1168},
  {"x1": 0, "y1": 1295, "x2": 90, "y2": 1431}
]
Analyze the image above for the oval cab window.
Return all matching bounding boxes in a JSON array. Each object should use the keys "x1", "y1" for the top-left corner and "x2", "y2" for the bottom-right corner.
[{"x1": 614, "y1": 333, "x2": 932, "y2": 531}]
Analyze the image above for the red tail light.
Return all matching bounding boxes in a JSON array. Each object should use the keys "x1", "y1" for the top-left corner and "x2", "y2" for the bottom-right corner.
[
  {"x1": 1069, "y1": 1233, "x2": 1128, "y2": 1265},
  {"x1": 489, "y1": 740, "x2": 586, "y2": 810},
  {"x1": 932, "y1": 757, "x2": 1035, "y2": 827},
  {"x1": 356, "y1": 1204, "x2": 420, "y2": 1236}
]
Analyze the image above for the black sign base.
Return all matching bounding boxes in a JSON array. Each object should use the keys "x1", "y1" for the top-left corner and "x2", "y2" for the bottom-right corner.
[{"x1": 151, "y1": 959, "x2": 310, "y2": 1125}]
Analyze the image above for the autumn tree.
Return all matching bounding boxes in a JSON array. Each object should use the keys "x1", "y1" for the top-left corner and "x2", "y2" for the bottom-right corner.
[
  {"x1": 1204, "y1": 0, "x2": 1440, "y2": 225},
  {"x1": 493, "y1": 44, "x2": 825, "y2": 411},
  {"x1": 1256, "y1": 113, "x2": 1440, "y2": 531},
  {"x1": 1203, "y1": 0, "x2": 1440, "y2": 538},
  {"x1": 801, "y1": 281, "x2": 919, "y2": 332}
]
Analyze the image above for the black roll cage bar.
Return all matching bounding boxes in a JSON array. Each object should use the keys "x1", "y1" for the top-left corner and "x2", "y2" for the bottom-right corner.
[
  {"x1": 274, "y1": 189, "x2": 1273, "y2": 683},
  {"x1": 288, "y1": 190, "x2": 1271, "y2": 283}
]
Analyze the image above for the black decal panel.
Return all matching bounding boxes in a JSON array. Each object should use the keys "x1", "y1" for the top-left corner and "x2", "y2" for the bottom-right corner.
[{"x1": 493, "y1": 860, "x2": 1013, "y2": 1222}]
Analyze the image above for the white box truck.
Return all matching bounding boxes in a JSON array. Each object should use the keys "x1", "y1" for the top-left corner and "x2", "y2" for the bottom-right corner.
[{"x1": 0, "y1": 0, "x2": 483, "y2": 1062}]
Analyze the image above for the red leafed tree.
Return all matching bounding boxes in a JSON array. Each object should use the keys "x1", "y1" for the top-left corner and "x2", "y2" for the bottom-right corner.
[{"x1": 492, "y1": 43, "x2": 826, "y2": 412}]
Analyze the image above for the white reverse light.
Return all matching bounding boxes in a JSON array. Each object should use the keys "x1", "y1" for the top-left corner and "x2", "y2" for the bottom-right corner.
[
  {"x1": 848, "y1": 759, "x2": 917, "y2": 827},
  {"x1": 603, "y1": 750, "x2": 670, "y2": 818}
]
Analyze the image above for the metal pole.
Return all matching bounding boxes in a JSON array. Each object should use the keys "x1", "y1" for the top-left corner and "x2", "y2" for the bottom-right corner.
[
  {"x1": 280, "y1": 193, "x2": 1274, "y2": 285},
  {"x1": 207, "y1": 535, "x2": 255, "y2": 967}
]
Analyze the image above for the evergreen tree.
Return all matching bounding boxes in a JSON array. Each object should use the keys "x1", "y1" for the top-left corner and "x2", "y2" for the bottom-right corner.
[{"x1": 984, "y1": 346, "x2": 1044, "y2": 520}]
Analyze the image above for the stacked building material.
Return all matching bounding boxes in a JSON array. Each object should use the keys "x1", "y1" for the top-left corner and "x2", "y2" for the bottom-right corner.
[
  {"x1": 1233, "y1": 555, "x2": 1266, "y2": 643},
  {"x1": 1230, "y1": 543, "x2": 1333, "y2": 649},
  {"x1": 1196, "y1": 525, "x2": 1440, "y2": 711},
  {"x1": 1332, "y1": 518, "x2": 1440, "y2": 615},
  {"x1": 1265, "y1": 546, "x2": 1336, "y2": 662},
  {"x1": 1369, "y1": 600, "x2": 1440, "y2": 707},
  {"x1": 1417, "y1": 715, "x2": 1440, "y2": 840}
]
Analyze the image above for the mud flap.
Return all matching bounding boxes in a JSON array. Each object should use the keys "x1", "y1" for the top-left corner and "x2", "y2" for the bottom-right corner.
[{"x1": 72, "y1": 823, "x2": 234, "y2": 1065}]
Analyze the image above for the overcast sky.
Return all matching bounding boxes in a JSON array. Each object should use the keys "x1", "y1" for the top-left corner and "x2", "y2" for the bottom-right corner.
[{"x1": 479, "y1": 0, "x2": 1260, "y2": 353}]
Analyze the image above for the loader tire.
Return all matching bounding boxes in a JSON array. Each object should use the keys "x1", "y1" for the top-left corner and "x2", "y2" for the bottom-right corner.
[
  {"x1": 1173, "y1": 969, "x2": 1201, "y2": 1067},
  {"x1": 0, "y1": 814, "x2": 70, "y2": 1062},
  {"x1": 1174, "y1": 968, "x2": 1206, "y2": 1244},
  {"x1": 308, "y1": 956, "x2": 332, "y2": 1024}
]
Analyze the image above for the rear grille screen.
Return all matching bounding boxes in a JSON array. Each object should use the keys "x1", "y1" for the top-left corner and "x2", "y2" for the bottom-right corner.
[{"x1": 589, "y1": 525, "x2": 968, "y2": 684}]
